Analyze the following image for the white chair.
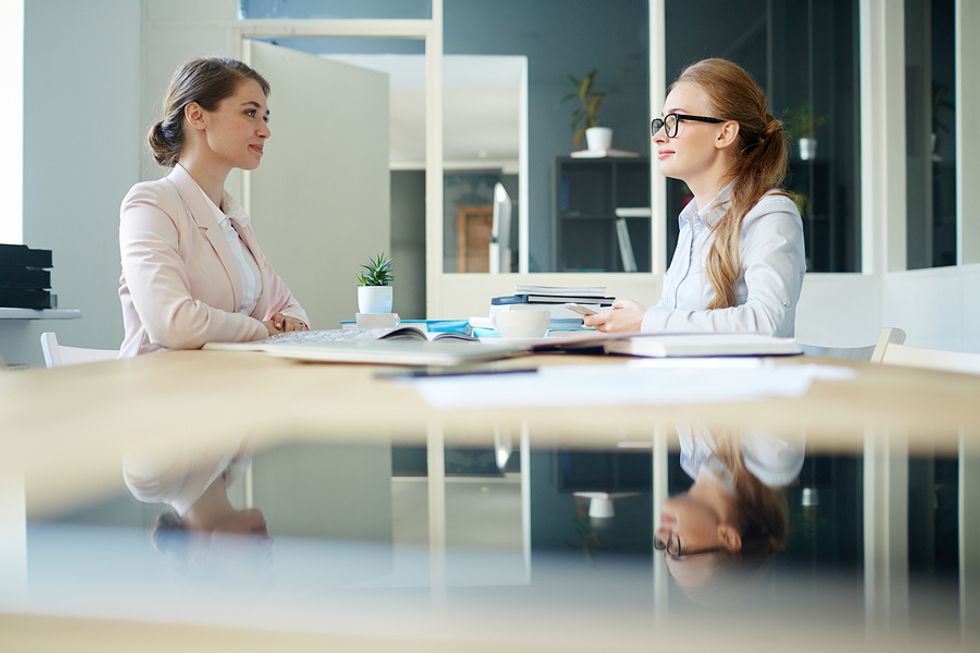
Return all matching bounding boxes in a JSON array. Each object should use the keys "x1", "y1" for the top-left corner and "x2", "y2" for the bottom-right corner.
[
  {"x1": 40, "y1": 332, "x2": 117, "y2": 368},
  {"x1": 869, "y1": 327, "x2": 907, "y2": 363},
  {"x1": 873, "y1": 328, "x2": 980, "y2": 375},
  {"x1": 799, "y1": 327, "x2": 906, "y2": 362}
]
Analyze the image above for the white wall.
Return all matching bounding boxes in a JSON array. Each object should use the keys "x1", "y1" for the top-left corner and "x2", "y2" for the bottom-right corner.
[
  {"x1": 141, "y1": 0, "x2": 240, "y2": 187},
  {"x1": 0, "y1": 0, "x2": 243, "y2": 366},
  {"x1": 883, "y1": 264, "x2": 980, "y2": 352},
  {"x1": 0, "y1": 0, "x2": 141, "y2": 366},
  {"x1": 0, "y1": 0, "x2": 24, "y2": 246}
]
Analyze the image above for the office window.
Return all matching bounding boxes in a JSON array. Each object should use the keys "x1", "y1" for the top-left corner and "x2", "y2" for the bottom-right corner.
[
  {"x1": 239, "y1": 0, "x2": 431, "y2": 20},
  {"x1": 664, "y1": 0, "x2": 860, "y2": 272},
  {"x1": 445, "y1": 0, "x2": 650, "y2": 273},
  {"x1": 905, "y1": 0, "x2": 957, "y2": 269}
]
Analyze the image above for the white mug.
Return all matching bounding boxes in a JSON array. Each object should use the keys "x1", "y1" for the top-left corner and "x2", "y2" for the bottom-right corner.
[{"x1": 492, "y1": 310, "x2": 550, "y2": 338}]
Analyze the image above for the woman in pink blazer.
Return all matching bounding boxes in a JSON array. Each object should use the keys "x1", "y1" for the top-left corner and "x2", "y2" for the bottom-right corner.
[{"x1": 118, "y1": 58, "x2": 309, "y2": 357}]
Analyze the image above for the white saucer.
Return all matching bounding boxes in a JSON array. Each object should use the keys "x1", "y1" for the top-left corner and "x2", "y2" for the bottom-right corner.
[{"x1": 355, "y1": 312, "x2": 400, "y2": 328}]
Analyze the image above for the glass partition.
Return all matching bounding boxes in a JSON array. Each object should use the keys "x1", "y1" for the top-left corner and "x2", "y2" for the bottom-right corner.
[
  {"x1": 905, "y1": 0, "x2": 957, "y2": 269},
  {"x1": 443, "y1": 0, "x2": 650, "y2": 273},
  {"x1": 665, "y1": 0, "x2": 860, "y2": 273}
]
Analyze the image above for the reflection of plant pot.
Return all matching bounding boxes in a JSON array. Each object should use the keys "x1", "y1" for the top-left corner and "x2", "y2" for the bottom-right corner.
[
  {"x1": 585, "y1": 126, "x2": 613, "y2": 151},
  {"x1": 798, "y1": 137, "x2": 817, "y2": 161},
  {"x1": 357, "y1": 286, "x2": 392, "y2": 313}
]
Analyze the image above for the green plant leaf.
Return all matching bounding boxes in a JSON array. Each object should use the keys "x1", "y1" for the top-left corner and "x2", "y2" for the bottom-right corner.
[
  {"x1": 358, "y1": 252, "x2": 393, "y2": 286},
  {"x1": 567, "y1": 69, "x2": 604, "y2": 145}
]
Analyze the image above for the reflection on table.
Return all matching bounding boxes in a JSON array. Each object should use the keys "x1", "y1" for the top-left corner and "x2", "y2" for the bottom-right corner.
[{"x1": 4, "y1": 421, "x2": 975, "y2": 651}]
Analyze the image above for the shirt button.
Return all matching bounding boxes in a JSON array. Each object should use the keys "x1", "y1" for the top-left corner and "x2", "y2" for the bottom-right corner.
[{"x1": 782, "y1": 300, "x2": 790, "y2": 307}]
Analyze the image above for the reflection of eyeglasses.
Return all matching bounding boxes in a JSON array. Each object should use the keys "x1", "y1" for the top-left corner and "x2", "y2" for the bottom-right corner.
[
  {"x1": 654, "y1": 532, "x2": 725, "y2": 559},
  {"x1": 650, "y1": 113, "x2": 725, "y2": 138}
]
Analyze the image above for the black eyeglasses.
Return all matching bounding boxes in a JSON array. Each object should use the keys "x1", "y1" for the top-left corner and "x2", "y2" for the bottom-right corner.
[
  {"x1": 654, "y1": 532, "x2": 725, "y2": 560},
  {"x1": 650, "y1": 113, "x2": 725, "y2": 138}
]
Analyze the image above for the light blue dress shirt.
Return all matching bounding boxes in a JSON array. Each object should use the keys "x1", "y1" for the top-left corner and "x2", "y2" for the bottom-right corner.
[{"x1": 642, "y1": 183, "x2": 805, "y2": 337}]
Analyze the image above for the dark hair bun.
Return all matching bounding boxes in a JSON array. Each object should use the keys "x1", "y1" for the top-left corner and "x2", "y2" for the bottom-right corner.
[{"x1": 147, "y1": 119, "x2": 181, "y2": 167}]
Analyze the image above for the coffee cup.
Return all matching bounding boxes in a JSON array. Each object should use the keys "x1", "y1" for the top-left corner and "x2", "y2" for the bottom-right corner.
[{"x1": 492, "y1": 310, "x2": 550, "y2": 338}]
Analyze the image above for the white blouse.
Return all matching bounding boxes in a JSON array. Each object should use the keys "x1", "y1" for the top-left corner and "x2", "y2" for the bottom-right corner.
[
  {"x1": 196, "y1": 191, "x2": 262, "y2": 317},
  {"x1": 642, "y1": 183, "x2": 805, "y2": 337}
]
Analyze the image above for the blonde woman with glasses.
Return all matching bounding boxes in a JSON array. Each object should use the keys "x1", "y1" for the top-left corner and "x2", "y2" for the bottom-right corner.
[{"x1": 585, "y1": 58, "x2": 805, "y2": 336}]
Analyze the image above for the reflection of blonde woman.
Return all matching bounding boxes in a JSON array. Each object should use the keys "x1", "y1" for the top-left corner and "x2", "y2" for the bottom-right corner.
[
  {"x1": 586, "y1": 58, "x2": 804, "y2": 336},
  {"x1": 655, "y1": 428, "x2": 803, "y2": 590}
]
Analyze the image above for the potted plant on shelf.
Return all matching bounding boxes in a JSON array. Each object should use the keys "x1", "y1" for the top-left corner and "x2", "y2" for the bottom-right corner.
[
  {"x1": 783, "y1": 101, "x2": 826, "y2": 161},
  {"x1": 356, "y1": 253, "x2": 394, "y2": 314},
  {"x1": 563, "y1": 68, "x2": 610, "y2": 151}
]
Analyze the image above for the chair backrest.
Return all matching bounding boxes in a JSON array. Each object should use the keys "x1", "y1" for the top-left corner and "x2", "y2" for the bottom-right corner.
[
  {"x1": 876, "y1": 340, "x2": 980, "y2": 375},
  {"x1": 40, "y1": 332, "x2": 118, "y2": 368},
  {"x1": 869, "y1": 327, "x2": 907, "y2": 363},
  {"x1": 798, "y1": 327, "x2": 906, "y2": 362}
]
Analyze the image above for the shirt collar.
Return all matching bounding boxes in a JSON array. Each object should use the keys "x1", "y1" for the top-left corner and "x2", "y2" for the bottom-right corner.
[
  {"x1": 171, "y1": 163, "x2": 251, "y2": 228},
  {"x1": 697, "y1": 455, "x2": 736, "y2": 495},
  {"x1": 681, "y1": 179, "x2": 736, "y2": 228}
]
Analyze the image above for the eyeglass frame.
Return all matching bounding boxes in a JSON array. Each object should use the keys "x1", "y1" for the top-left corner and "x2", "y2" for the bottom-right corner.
[
  {"x1": 650, "y1": 113, "x2": 726, "y2": 139},
  {"x1": 654, "y1": 531, "x2": 726, "y2": 560}
]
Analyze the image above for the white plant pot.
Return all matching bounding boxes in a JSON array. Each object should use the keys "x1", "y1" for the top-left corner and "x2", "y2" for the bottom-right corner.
[
  {"x1": 357, "y1": 286, "x2": 393, "y2": 314},
  {"x1": 585, "y1": 126, "x2": 613, "y2": 151},
  {"x1": 798, "y1": 137, "x2": 818, "y2": 161}
]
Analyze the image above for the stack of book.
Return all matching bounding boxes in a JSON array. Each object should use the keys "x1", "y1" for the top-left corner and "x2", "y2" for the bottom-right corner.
[
  {"x1": 0, "y1": 244, "x2": 54, "y2": 309},
  {"x1": 491, "y1": 284, "x2": 615, "y2": 320}
]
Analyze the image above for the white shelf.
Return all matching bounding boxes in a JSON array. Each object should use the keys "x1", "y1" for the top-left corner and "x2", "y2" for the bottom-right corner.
[{"x1": 0, "y1": 308, "x2": 81, "y2": 320}]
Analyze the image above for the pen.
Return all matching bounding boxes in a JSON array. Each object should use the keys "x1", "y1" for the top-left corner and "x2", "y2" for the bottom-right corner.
[{"x1": 376, "y1": 367, "x2": 539, "y2": 380}]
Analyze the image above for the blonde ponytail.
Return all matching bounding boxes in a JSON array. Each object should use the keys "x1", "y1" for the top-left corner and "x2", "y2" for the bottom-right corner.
[{"x1": 714, "y1": 434, "x2": 790, "y2": 557}]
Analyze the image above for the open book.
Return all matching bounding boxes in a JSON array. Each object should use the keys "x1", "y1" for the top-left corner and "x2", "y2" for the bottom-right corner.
[
  {"x1": 203, "y1": 326, "x2": 477, "y2": 352},
  {"x1": 204, "y1": 327, "x2": 526, "y2": 367}
]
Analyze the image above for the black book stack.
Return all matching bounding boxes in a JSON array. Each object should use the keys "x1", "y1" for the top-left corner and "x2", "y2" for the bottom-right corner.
[{"x1": 0, "y1": 244, "x2": 54, "y2": 309}]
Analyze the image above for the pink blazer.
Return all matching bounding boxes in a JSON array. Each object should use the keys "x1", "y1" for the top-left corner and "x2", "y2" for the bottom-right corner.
[{"x1": 118, "y1": 164, "x2": 309, "y2": 357}]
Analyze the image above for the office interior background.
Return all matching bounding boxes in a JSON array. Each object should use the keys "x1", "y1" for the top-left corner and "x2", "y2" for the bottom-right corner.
[{"x1": 0, "y1": 0, "x2": 977, "y2": 367}]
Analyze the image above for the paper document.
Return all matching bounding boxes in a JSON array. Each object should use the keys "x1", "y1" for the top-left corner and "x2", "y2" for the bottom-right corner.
[{"x1": 410, "y1": 362, "x2": 855, "y2": 409}]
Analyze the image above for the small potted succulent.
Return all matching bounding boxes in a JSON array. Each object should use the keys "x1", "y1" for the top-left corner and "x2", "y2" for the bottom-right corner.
[
  {"x1": 356, "y1": 253, "x2": 394, "y2": 314},
  {"x1": 563, "y1": 68, "x2": 610, "y2": 151}
]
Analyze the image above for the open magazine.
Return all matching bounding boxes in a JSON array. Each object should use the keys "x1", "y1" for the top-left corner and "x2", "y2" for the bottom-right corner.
[{"x1": 203, "y1": 326, "x2": 477, "y2": 352}]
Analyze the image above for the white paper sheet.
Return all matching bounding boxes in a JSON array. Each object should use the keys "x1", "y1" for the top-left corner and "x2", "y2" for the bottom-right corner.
[{"x1": 410, "y1": 362, "x2": 856, "y2": 409}]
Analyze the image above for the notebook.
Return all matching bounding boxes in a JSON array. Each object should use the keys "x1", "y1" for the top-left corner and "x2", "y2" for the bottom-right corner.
[{"x1": 602, "y1": 333, "x2": 802, "y2": 358}]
